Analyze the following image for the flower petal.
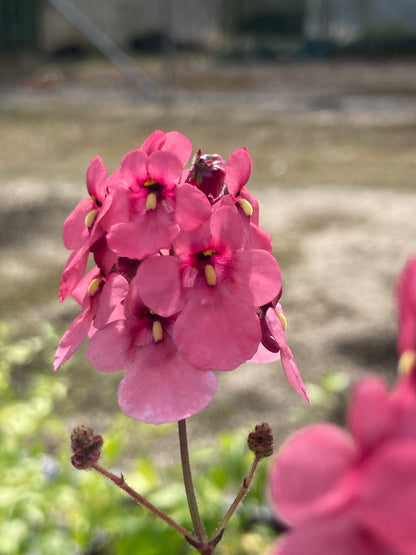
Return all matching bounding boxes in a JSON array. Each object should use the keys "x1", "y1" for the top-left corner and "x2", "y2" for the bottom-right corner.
[
  {"x1": 270, "y1": 423, "x2": 357, "y2": 524},
  {"x1": 86, "y1": 156, "x2": 107, "y2": 201},
  {"x1": 173, "y1": 288, "x2": 261, "y2": 370},
  {"x1": 358, "y1": 441, "x2": 416, "y2": 555},
  {"x1": 271, "y1": 514, "x2": 389, "y2": 555},
  {"x1": 225, "y1": 148, "x2": 253, "y2": 197},
  {"x1": 54, "y1": 307, "x2": 94, "y2": 370},
  {"x1": 118, "y1": 334, "x2": 217, "y2": 424},
  {"x1": 347, "y1": 376, "x2": 394, "y2": 453},
  {"x1": 136, "y1": 255, "x2": 184, "y2": 317}
]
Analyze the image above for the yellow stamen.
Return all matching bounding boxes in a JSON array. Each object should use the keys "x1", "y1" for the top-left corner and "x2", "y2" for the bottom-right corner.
[
  {"x1": 237, "y1": 198, "x2": 254, "y2": 216},
  {"x1": 143, "y1": 178, "x2": 158, "y2": 187},
  {"x1": 90, "y1": 195, "x2": 97, "y2": 202},
  {"x1": 398, "y1": 349, "x2": 416, "y2": 375},
  {"x1": 276, "y1": 311, "x2": 287, "y2": 330},
  {"x1": 146, "y1": 192, "x2": 157, "y2": 210},
  {"x1": 202, "y1": 249, "x2": 217, "y2": 256},
  {"x1": 152, "y1": 320, "x2": 163, "y2": 343},
  {"x1": 87, "y1": 277, "x2": 103, "y2": 296},
  {"x1": 205, "y1": 264, "x2": 217, "y2": 286},
  {"x1": 85, "y1": 209, "x2": 99, "y2": 228}
]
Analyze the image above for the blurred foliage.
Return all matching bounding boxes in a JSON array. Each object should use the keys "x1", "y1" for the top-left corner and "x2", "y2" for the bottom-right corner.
[
  {"x1": 290, "y1": 371, "x2": 352, "y2": 428},
  {"x1": 0, "y1": 323, "x2": 277, "y2": 555}
]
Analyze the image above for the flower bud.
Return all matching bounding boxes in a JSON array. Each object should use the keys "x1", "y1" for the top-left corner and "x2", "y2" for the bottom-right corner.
[
  {"x1": 70, "y1": 425, "x2": 103, "y2": 469},
  {"x1": 187, "y1": 150, "x2": 226, "y2": 200},
  {"x1": 247, "y1": 423, "x2": 274, "y2": 458}
]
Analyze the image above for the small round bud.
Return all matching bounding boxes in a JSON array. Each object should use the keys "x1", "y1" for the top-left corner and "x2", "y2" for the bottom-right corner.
[
  {"x1": 247, "y1": 423, "x2": 274, "y2": 458},
  {"x1": 71, "y1": 425, "x2": 103, "y2": 470}
]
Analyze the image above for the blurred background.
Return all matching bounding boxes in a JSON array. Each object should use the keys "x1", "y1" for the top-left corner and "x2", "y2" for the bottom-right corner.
[{"x1": 1, "y1": 1, "x2": 416, "y2": 553}]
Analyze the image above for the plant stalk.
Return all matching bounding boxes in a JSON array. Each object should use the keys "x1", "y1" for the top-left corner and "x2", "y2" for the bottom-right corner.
[
  {"x1": 92, "y1": 462, "x2": 198, "y2": 545},
  {"x1": 178, "y1": 419, "x2": 208, "y2": 543}
]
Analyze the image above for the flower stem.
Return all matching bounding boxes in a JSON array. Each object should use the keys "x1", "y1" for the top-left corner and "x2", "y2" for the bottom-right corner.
[
  {"x1": 178, "y1": 419, "x2": 208, "y2": 543},
  {"x1": 211, "y1": 455, "x2": 261, "y2": 542},
  {"x1": 91, "y1": 463, "x2": 198, "y2": 545}
]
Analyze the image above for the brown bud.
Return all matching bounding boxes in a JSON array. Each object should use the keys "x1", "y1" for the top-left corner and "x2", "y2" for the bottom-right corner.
[
  {"x1": 70, "y1": 425, "x2": 103, "y2": 470},
  {"x1": 247, "y1": 423, "x2": 274, "y2": 458}
]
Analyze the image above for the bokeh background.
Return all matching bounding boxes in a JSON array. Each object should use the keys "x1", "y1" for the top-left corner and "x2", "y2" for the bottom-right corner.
[{"x1": 1, "y1": 1, "x2": 416, "y2": 553}]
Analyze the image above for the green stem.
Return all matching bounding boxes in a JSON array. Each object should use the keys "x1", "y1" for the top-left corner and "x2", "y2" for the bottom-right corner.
[
  {"x1": 92, "y1": 463, "x2": 198, "y2": 545},
  {"x1": 211, "y1": 455, "x2": 261, "y2": 542},
  {"x1": 178, "y1": 419, "x2": 208, "y2": 543}
]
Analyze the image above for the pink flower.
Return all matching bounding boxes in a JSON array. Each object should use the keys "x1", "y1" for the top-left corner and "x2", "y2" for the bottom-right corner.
[
  {"x1": 86, "y1": 273, "x2": 217, "y2": 424},
  {"x1": 137, "y1": 202, "x2": 281, "y2": 371},
  {"x1": 252, "y1": 304, "x2": 309, "y2": 402},
  {"x1": 106, "y1": 149, "x2": 183, "y2": 259},
  {"x1": 397, "y1": 257, "x2": 416, "y2": 372},
  {"x1": 59, "y1": 157, "x2": 122, "y2": 301},
  {"x1": 56, "y1": 131, "x2": 307, "y2": 423},
  {"x1": 269, "y1": 368, "x2": 416, "y2": 555},
  {"x1": 54, "y1": 268, "x2": 128, "y2": 370}
]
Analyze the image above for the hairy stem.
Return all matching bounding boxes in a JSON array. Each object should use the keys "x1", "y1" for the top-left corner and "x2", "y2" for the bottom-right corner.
[
  {"x1": 92, "y1": 463, "x2": 198, "y2": 544},
  {"x1": 211, "y1": 455, "x2": 261, "y2": 542},
  {"x1": 178, "y1": 419, "x2": 208, "y2": 543}
]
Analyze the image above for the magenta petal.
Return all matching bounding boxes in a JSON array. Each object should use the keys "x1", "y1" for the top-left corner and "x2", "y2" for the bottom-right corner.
[
  {"x1": 250, "y1": 341, "x2": 281, "y2": 363},
  {"x1": 270, "y1": 423, "x2": 357, "y2": 524},
  {"x1": 147, "y1": 150, "x2": 183, "y2": 185},
  {"x1": 94, "y1": 274, "x2": 128, "y2": 329},
  {"x1": 347, "y1": 377, "x2": 393, "y2": 453},
  {"x1": 280, "y1": 348, "x2": 310, "y2": 403},
  {"x1": 162, "y1": 131, "x2": 193, "y2": 167},
  {"x1": 210, "y1": 204, "x2": 245, "y2": 252},
  {"x1": 54, "y1": 307, "x2": 94, "y2": 370},
  {"x1": 265, "y1": 308, "x2": 309, "y2": 401},
  {"x1": 232, "y1": 250, "x2": 281, "y2": 306},
  {"x1": 109, "y1": 212, "x2": 179, "y2": 259},
  {"x1": 118, "y1": 335, "x2": 217, "y2": 424},
  {"x1": 225, "y1": 148, "x2": 253, "y2": 197},
  {"x1": 86, "y1": 156, "x2": 107, "y2": 201},
  {"x1": 271, "y1": 514, "x2": 388, "y2": 555},
  {"x1": 173, "y1": 289, "x2": 261, "y2": 370},
  {"x1": 59, "y1": 246, "x2": 89, "y2": 302},
  {"x1": 175, "y1": 184, "x2": 211, "y2": 231},
  {"x1": 358, "y1": 441, "x2": 416, "y2": 555},
  {"x1": 137, "y1": 256, "x2": 183, "y2": 316},
  {"x1": 140, "y1": 130, "x2": 166, "y2": 154},
  {"x1": 120, "y1": 149, "x2": 148, "y2": 183},
  {"x1": 62, "y1": 198, "x2": 91, "y2": 250},
  {"x1": 86, "y1": 320, "x2": 130, "y2": 372},
  {"x1": 397, "y1": 257, "x2": 416, "y2": 354}
]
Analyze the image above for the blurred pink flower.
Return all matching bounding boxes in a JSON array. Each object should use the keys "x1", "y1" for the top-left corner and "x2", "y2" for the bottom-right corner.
[
  {"x1": 269, "y1": 368, "x2": 416, "y2": 555},
  {"x1": 397, "y1": 257, "x2": 416, "y2": 372}
]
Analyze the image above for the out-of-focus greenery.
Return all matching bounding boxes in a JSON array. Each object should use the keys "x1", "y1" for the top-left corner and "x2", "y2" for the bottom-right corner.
[{"x1": 0, "y1": 323, "x2": 277, "y2": 555}]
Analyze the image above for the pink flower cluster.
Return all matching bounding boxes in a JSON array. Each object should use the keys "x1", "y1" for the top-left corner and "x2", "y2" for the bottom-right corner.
[
  {"x1": 55, "y1": 130, "x2": 308, "y2": 424},
  {"x1": 268, "y1": 258, "x2": 416, "y2": 555}
]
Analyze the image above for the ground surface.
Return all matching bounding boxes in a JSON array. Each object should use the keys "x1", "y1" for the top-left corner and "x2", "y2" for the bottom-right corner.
[{"x1": 1, "y1": 54, "x2": 416, "y2": 450}]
